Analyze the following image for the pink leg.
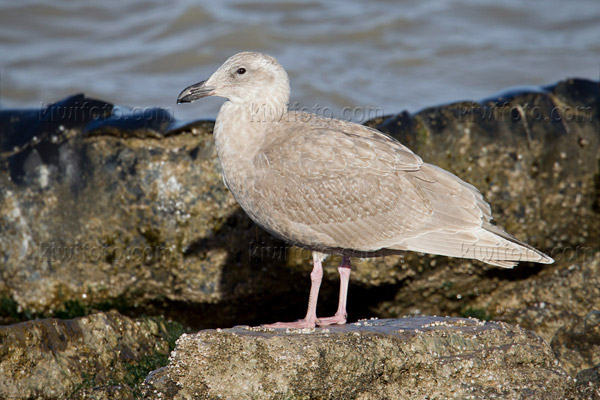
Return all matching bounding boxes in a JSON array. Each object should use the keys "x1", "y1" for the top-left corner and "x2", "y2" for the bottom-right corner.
[
  {"x1": 263, "y1": 252, "x2": 324, "y2": 329},
  {"x1": 316, "y1": 257, "x2": 351, "y2": 326}
]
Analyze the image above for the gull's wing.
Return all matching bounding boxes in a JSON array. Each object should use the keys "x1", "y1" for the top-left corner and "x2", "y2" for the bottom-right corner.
[
  {"x1": 248, "y1": 115, "x2": 551, "y2": 266},
  {"x1": 250, "y1": 117, "x2": 480, "y2": 246}
]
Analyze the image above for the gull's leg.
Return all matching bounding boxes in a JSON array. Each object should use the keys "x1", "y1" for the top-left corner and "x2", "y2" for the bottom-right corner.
[
  {"x1": 316, "y1": 256, "x2": 351, "y2": 326},
  {"x1": 263, "y1": 252, "x2": 324, "y2": 329}
]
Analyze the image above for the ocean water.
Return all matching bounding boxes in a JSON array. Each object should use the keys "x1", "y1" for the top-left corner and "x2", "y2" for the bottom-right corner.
[{"x1": 0, "y1": 0, "x2": 598, "y2": 122}]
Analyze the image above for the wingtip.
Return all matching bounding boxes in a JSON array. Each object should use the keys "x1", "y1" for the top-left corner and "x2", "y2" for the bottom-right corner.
[
  {"x1": 531, "y1": 249, "x2": 554, "y2": 265},
  {"x1": 540, "y1": 255, "x2": 555, "y2": 264}
]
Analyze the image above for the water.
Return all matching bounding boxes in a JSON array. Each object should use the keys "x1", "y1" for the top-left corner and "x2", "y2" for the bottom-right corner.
[{"x1": 1, "y1": 0, "x2": 599, "y2": 122}]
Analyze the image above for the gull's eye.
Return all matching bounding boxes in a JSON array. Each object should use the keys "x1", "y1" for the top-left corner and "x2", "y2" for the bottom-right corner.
[{"x1": 236, "y1": 67, "x2": 246, "y2": 75}]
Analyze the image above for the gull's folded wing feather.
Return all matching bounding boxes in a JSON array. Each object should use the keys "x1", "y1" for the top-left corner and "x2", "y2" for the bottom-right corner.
[
  {"x1": 250, "y1": 117, "x2": 475, "y2": 246},
  {"x1": 245, "y1": 115, "x2": 552, "y2": 265}
]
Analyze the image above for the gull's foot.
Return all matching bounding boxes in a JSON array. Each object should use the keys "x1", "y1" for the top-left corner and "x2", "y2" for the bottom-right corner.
[
  {"x1": 262, "y1": 319, "x2": 316, "y2": 329},
  {"x1": 316, "y1": 313, "x2": 347, "y2": 326}
]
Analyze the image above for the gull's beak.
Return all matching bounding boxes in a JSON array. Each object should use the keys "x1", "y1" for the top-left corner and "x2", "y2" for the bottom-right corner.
[{"x1": 177, "y1": 80, "x2": 215, "y2": 104}]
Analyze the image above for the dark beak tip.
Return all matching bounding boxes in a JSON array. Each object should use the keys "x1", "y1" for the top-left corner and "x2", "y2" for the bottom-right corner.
[
  {"x1": 176, "y1": 80, "x2": 213, "y2": 105},
  {"x1": 176, "y1": 90, "x2": 194, "y2": 105}
]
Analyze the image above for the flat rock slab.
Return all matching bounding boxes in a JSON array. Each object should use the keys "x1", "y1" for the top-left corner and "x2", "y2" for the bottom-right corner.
[{"x1": 143, "y1": 317, "x2": 575, "y2": 399}]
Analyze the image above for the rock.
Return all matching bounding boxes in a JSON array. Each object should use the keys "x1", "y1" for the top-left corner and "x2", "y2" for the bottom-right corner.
[
  {"x1": 0, "y1": 94, "x2": 289, "y2": 328},
  {"x1": 576, "y1": 364, "x2": 600, "y2": 400},
  {"x1": 551, "y1": 310, "x2": 600, "y2": 377},
  {"x1": 142, "y1": 317, "x2": 575, "y2": 399},
  {"x1": 70, "y1": 385, "x2": 136, "y2": 400},
  {"x1": 0, "y1": 310, "x2": 182, "y2": 399},
  {"x1": 0, "y1": 79, "x2": 597, "y2": 332},
  {"x1": 470, "y1": 252, "x2": 600, "y2": 343},
  {"x1": 461, "y1": 252, "x2": 600, "y2": 381}
]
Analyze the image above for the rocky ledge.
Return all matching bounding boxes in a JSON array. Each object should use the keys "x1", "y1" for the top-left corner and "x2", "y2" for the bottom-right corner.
[{"x1": 143, "y1": 317, "x2": 575, "y2": 400}]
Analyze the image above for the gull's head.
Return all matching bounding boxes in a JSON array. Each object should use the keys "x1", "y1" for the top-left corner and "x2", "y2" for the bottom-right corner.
[{"x1": 177, "y1": 52, "x2": 290, "y2": 108}]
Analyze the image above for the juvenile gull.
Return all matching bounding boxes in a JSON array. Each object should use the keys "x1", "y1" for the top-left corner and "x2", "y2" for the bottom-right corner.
[{"x1": 177, "y1": 52, "x2": 553, "y2": 329}]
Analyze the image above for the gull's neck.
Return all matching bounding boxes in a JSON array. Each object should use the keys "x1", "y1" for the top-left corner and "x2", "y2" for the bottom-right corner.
[{"x1": 213, "y1": 98, "x2": 288, "y2": 188}]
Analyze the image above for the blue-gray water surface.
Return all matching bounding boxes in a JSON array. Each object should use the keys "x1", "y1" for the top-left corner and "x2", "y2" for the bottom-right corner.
[{"x1": 1, "y1": 0, "x2": 599, "y2": 122}]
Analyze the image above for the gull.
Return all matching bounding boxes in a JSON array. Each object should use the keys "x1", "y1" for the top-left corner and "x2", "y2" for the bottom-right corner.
[{"x1": 177, "y1": 52, "x2": 553, "y2": 329}]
